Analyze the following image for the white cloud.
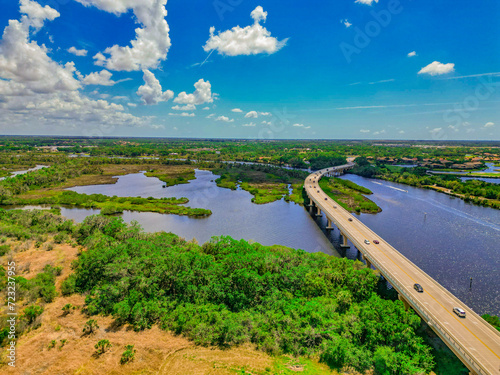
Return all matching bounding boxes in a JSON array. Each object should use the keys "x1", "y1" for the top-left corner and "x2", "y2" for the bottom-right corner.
[
  {"x1": 232, "y1": 108, "x2": 243, "y2": 113},
  {"x1": 399, "y1": 130, "x2": 405, "y2": 134},
  {"x1": 204, "y1": 6, "x2": 287, "y2": 56},
  {"x1": 174, "y1": 79, "x2": 214, "y2": 105},
  {"x1": 355, "y1": 0, "x2": 378, "y2": 5},
  {"x1": 407, "y1": 51, "x2": 416, "y2": 57},
  {"x1": 136, "y1": 69, "x2": 174, "y2": 105},
  {"x1": 127, "y1": 103, "x2": 137, "y2": 107},
  {"x1": 202, "y1": 106, "x2": 210, "y2": 110},
  {"x1": 68, "y1": 46, "x2": 88, "y2": 56},
  {"x1": 293, "y1": 123, "x2": 304, "y2": 127},
  {"x1": 484, "y1": 122, "x2": 494, "y2": 128},
  {"x1": 172, "y1": 104, "x2": 196, "y2": 111},
  {"x1": 0, "y1": 3, "x2": 148, "y2": 132},
  {"x1": 245, "y1": 110, "x2": 258, "y2": 118},
  {"x1": 75, "y1": 0, "x2": 171, "y2": 71},
  {"x1": 242, "y1": 122, "x2": 256, "y2": 127},
  {"x1": 341, "y1": 19, "x2": 352, "y2": 28},
  {"x1": 78, "y1": 70, "x2": 118, "y2": 86},
  {"x1": 215, "y1": 115, "x2": 234, "y2": 122},
  {"x1": 429, "y1": 127, "x2": 442, "y2": 135},
  {"x1": 20, "y1": 0, "x2": 60, "y2": 29},
  {"x1": 169, "y1": 112, "x2": 195, "y2": 117},
  {"x1": 260, "y1": 112, "x2": 271, "y2": 116},
  {"x1": 206, "y1": 113, "x2": 215, "y2": 118},
  {"x1": 360, "y1": 129, "x2": 371, "y2": 133},
  {"x1": 418, "y1": 61, "x2": 455, "y2": 76},
  {"x1": 262, "y1": 120, "x2": 271, "y2": 125}
]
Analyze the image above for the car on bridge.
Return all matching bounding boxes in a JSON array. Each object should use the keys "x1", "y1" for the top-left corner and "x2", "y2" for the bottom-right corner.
[
  {"x1": 348, "y1": 218, "x2": 353, "y2": 221},
  {"x1": 413, "y1": 283, "x2": 424, "y2": 293},
  {"x1": 453, "y1": 307, "x2": 466, "y2": 318},
  {"x1": 324, "y1": 198, "x2": 328, "y2": 200},
  {"x1": 364, "y1": 240, "x2": 370, "y2": 245},
  {"x1": 373, "y1": 240, "x2": 380, "y2": 244}
]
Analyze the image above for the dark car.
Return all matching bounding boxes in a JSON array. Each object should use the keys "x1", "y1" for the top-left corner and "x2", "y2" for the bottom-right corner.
[
  {"x1": 373, "y1": 240, "x2": 380, "y2": 244},
  {"x1": 348, "y1": 218, "x2": 353, "y2": 222},
  {"x1": 414, "y1": 283, "x2": 423, "y2": 293},
  {"x1": 317, "y1": 190, "x2": 320, "y2": 193},
  {"x1": 324, "y1": 197, "x2": 328, "y2": 200}
]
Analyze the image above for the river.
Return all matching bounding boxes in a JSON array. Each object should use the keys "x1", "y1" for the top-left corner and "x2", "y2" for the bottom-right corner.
[{"x1": 62, "y1": 169, "x2": 499, "y2": 315}]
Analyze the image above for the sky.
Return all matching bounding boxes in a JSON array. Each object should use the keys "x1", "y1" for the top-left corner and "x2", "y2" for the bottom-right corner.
[{"x1": 0, "y1": 0, "x2": 499, "y2": 140}]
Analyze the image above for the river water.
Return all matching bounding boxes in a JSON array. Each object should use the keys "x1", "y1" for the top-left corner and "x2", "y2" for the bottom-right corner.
[{"x1": 63, "y1": 169, "x2": 499, "y2": 315}]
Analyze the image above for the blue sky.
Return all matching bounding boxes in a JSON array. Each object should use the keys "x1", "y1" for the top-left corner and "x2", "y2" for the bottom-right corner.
[{"x1": 0, "y1": 0, "x2": 498, "y2": 139}]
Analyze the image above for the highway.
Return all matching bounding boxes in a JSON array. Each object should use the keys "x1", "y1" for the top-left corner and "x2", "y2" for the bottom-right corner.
[{"x1": 305, "y1": 164, "x2": 500, "y2": 375}]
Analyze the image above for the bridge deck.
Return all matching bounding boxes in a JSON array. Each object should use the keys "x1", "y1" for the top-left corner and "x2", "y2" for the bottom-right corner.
[{"x1": 305, "y1": 164, "x2": 500, "y2": 375}]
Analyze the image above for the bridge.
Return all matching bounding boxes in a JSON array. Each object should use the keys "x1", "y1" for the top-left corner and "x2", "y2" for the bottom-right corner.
[{"x1": 305, "y1": 163, "x2": 500, "y2": 375}]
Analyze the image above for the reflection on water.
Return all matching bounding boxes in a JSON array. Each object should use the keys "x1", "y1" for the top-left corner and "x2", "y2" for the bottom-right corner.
[
  {"x1": 66, "y1": 170, "x2": 337, "y2": 256},
  {"x1": 337, "y1": 175, "x2": 500, "y2": 315}
]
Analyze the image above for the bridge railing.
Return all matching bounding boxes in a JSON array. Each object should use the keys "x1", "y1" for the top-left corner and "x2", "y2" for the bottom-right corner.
[{"x1": 307, "y1": 168, "x2": 493, "y2": 375}]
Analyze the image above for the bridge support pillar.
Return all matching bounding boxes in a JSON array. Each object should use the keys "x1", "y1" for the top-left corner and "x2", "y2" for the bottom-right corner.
[
  {"x1": 309, "y1": 201, "x2": 315, "y2": 213},
  {"x1": 398, "y1": 294, "x2": 410, "y2": 310},
  {"x1": 326, "y1": 218, "x2": 333, "y2": 230},
  {"x1": 361, "y1": 254, "x2": 372, "y2": 269},
  {"x1": 340, "y1": 232, "x2": 349, "y2": 248},
  {"x1": 316, "y1": 206, "x2": 322, "y2": 217}
]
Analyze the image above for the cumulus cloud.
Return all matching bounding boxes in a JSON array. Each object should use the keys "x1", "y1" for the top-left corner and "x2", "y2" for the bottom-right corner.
[
  {"x1": 407, "y1": 51, "x2": 416, "y2": 57},
  {"x1": 242, "y1": 122, "x2": 256, "y2": 127},
  {"x1": 215, "y1": 115, "x2": 234, "y2": 122},
  {"x1": 68, "y1": 46, "x2": 88, "y2": 56},
  {"x1": 75, "y1": 0, "x2": 171, "y2": 71},
  {"x1": 245, "y1": 111, "x2": 258, "y2": 118},
  {"x1": 172, "y1": 104, "x2": 196, "y2": 111},
  {"x1": 341, "y1": 19, "x2": 352, "y2": 28},
  {"x1": 20, "y1": 0, "x2": 60, "y2": 29},
  {"x1": 203, "y1": 6, "x2": 287, "y2": 56},
  {"x1": 418, "y1": 61, "x2": 455, "y2": 76},
  {"x1": 232, "y1": 108, "x2": 243, "y2": 113},
  {"x1": 355, "y1": 0, "x2": 378, "y2": 5},
  {"x1": 359, "y1": 129, "x2": 371, "y2": 133},
  {"x1": 174, "y1": 79, "x2": 214, "y2": 105},
  {"x1": 169, "y1": 112, "x2": 195, "y2": 117},
  {"x1": 78, "y1": 70, "x2": 118, "y2": 86},
  {"x1": 136, "y1": 69, "x2": 174, "y2": 105},
  {"x1": 484, "y1": 122, "x2": 494, "y2": 128},
  {"x1": 202, "y1": 107, "x2": 210, "y2": 110}
]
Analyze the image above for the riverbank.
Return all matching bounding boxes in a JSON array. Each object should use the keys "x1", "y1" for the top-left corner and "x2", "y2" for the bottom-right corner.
[
  {"x1": 318, "y1": 177, "x2": 381, "y2": 214},
  {"x1": 212, "y1": 163, "x2": 308, "y2": 205}
]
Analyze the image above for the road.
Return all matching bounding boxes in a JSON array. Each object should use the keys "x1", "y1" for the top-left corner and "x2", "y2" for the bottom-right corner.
[{"x1": 305, "y1": 164, "x2": 500, "y2": 375}]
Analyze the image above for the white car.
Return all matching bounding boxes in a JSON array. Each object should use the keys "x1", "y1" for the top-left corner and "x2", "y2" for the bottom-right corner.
[
  {"x1": 453, "y1": 307, "x2": 466, "y2": 318},
  {"x1": 364, "y1": 240, "x2": 370, "y2": 245}
]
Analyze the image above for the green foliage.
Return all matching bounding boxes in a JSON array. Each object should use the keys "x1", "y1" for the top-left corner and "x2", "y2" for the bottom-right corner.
[
  {"x1": 62, "y1": 303, "x2": 76, "y2": 316},
  {"x1": 120, "y1": 344, "x2": 136, "y2": 364},
  {"x1": 482, "y1": 314, "x2": 500, "y2": 332},
  {"x1": 319, "y1": 178, "x2": 380, "y2": 214},
  {"x1": 61, "y1": 274, "x2": 77, "y2": 296},
  {"x1": 48, "y1": 340, "x2": 56, "y2": 349},
  {"x1": 83, "y1": 319, "x2": 99, "y2": 335},
  {"x1": 67, "y1": 219, "x2": 434, "y2": 373},
  {"x1": 24, "y1": 304, "x2": 44, "y2": 324},
  {"x1": 0, "y1": 244, "x2": 9, "y2": 256},
  {"x1": 309, "y1": 156, "x2": 347, "y2": 170},
  {"x1": 95, "y1": 339, "x2": 111, "y2": 354}
]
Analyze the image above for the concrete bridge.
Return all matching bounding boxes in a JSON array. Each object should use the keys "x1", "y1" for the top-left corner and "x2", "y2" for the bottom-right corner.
[{"x1": 305, "y1": 163, "x2": 500, "y2": 375}]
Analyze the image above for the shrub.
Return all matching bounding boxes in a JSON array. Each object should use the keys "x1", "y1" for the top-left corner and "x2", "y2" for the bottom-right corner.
[{"x1": 120, "y1": 344, "x2": 136, "y2": 364}]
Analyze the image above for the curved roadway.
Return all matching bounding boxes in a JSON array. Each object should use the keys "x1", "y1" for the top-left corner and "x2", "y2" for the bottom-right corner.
[{"x1": 305, "y1": 164, "x2": 500, "y2": 375}]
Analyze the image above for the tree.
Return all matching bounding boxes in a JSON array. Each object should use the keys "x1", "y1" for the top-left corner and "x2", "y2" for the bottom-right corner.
[
  {"x1": 62, "y1": 303, "x2": 76, "y2": 316},
  {"x1": 83, "y1": 319, "x2": 99, "y2": 335},
  {"x1": 120, "y1": 344, "x2": 136, "y2": 364},
  {"x1": 24, "y1": 304, "x2": 43, "y2": 324},
  {"x1": 95, "y1": 339, "x2": 111, "y2": 354}
]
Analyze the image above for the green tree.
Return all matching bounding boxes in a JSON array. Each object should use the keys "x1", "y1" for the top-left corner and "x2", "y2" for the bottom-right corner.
[
  {"x1": 95, "y1": 339, "x2": 111, "y2": 354},
  {"x1": 83, "y1": 319, "x2": 99, "y2": 335}
]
